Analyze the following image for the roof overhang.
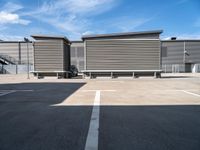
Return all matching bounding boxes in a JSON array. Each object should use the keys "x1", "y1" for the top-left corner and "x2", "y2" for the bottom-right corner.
[
  {"x1": 82, "y1": 30, "x2": 163, "y2": 40},
  {"x1": 31, "y1": 34, "x2": 70, "y2": 43}
]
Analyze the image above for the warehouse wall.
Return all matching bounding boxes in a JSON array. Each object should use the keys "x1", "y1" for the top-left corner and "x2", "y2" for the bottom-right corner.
[
  {"x1": 161, "y1": 40, "x2": 200, "y2": 73},
  {"x1": 161, "y1": 41, "x2": 184, "y2": 65},
  {"x1": 85, "y1": 39, "x2": 161, "y2": 70},
  {"x1": 71, "y1": 41, "x2": 84, "y2": 72},
  {"x1": 0, "y1": 42, "x2": 33, "y2": 64},
  {"x1": 185, "y1": 41, "x2": 200, "y2": 64},
  {"x1": 34, "y1": 40, "x2": 64, "y2": 71}
]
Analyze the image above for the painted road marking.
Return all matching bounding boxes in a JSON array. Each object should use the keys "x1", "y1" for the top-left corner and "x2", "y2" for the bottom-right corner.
[
  {"x1": 181, "y1": 90, "x2": 200, "y2": 98},
  {"x1": 84, "y1": 90, "x2": 115, "y2": 150},
  {"x1": 0, "y1": 91, "x2": 16, "y2": 97},
  {"x1": 0, "y1": 90, "x2": 34, "y2": 97}
]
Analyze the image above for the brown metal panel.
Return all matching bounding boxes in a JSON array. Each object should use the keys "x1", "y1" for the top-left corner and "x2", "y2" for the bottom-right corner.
[
  {"x1": 85, "y1": 39, "x2": 160, "y2": 70},
  {"x1": 34, "y1": 40, "x2": 64, "y2": 71}
]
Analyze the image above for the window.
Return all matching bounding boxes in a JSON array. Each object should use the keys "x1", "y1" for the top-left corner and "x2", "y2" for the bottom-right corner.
[{"x1": 161, "y1": 47, "x2": 167, "y2": 57}]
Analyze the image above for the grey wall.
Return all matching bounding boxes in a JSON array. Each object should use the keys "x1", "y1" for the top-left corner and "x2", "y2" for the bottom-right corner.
[
  {"x1": 71, "y1": 41, "x2": 84, "y2": 72},
  {"x1": 85, "y1": 39, "x2": 161, "y2": 70},
  {"x1": 0, "y1": 42, "x2": 33, "y2": 64},
  {"x1": 185, "y1": 41, "x2": 200, "y2": 64},
  {"x1": 161, "y1": 40, "x2": 200, "y2": 65}
]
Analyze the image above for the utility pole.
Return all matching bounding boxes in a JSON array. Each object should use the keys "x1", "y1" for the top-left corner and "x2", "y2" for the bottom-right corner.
[{"x1": 24, "y1": 37, "x2": 30, "y2": 79}]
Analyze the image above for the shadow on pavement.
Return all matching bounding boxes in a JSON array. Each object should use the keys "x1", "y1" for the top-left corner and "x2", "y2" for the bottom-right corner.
[
  {"x1": 99, "y1": 105, "x2": 200, "y2": 150},
  {"x1": 0, "y1": 82, "x2": 200, "y2": 150},
  {"x1": 0, "y1": 82, "x2": 92, "y2": 150}
]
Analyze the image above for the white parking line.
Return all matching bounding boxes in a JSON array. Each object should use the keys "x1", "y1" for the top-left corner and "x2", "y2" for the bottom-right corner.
[
  {"x1": 181, "y1": 90, "x2": 200, "y2": 98},
  {"x1": 85, "y1": 90, "x2": 100, "y2": 150},
  {"x1": 84, "y1": 90, "x2": 115, "y2": 150},
  {"x1": 0, "y1": 90, "x2": 34, "y2": 97},
  {"x1": 0, "y1": 91, "x2": 16, "y2": 97}
]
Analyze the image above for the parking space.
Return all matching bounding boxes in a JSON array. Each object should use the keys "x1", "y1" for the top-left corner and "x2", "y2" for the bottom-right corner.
[{"x1": 0, "y1": 74, "x2": 200, "y2": 150}]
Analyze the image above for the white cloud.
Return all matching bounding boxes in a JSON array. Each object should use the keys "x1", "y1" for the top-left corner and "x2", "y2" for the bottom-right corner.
[
  {"x1": 23, "y1": 0, "x2": 117, "y2": 39},
  {"x1": 0, "y1": 11, "x2": 30, "y2": 25},
  {"x1": 35, "y1": 0, "x2": 115, "y2": 15},
  {"x1": 108, "y1": 17, "x2": 152, "y2": 32},
  {"x1": 0, "y1": 34, "x2": 24, "y2": 41},
  {"x1": 2, "y1": 2, "x2": 23, "y2": 13}
]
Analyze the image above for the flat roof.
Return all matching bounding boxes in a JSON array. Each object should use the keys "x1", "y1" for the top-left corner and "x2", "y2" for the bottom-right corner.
[
  {"x1": 0, "y1": 41, "x2": 32, "y2": 43},
  {"x1": 31, "y1": 34, "x2": 70, "y2": 43},
  {"x1": 161, "y1": 39, "x2": 200, "y2": 42},
  {"x1": 71, "y1": 40, "x2": 83, "y2": 43},
  {"x1": 82, "y1": 30, "x2": 163, "y2": 40}
]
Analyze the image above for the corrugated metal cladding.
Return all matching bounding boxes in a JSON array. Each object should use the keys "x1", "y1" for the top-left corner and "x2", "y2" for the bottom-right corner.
[
  {"x1": 185, "y1": 42, "x2": 200, "y2": 63},
  {"x1": 33, "y1": 39, "x2": 70, "y2": 72},
  {"x1": 85, "y1": 39, "x2": 161, "y2": 70},
  {"x1": 161, "y1": 41, "x2": 200, "y2": 64},
  {"x1": 0, "y1": 42, "x2": 33, "y2": 64},
  {"x1": 70, "y1": 41, "x2": 84, "y2": 72},
  {"x1": 161, "y1": 41, "x2": 184, "y2": 65}
]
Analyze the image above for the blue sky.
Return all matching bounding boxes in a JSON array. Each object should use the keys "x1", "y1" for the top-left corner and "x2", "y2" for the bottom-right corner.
[{"x1": 0, "y1": 0, "x2": 200, "y2": 40}]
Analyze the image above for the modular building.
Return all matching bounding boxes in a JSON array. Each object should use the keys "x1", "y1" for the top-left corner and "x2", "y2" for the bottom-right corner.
[
  {"x1": 161, "y1": 40, "x2": 200, "y2": 73},
  {"x1": 31, "y1": 35, "x2": 71, "y2": 78},
  {"x1": 82, "y1": 30, "x2": 163, "y2": 78}
]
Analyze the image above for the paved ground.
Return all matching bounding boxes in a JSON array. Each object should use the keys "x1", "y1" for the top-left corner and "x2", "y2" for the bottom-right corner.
[{"x1": 0, "y1": 74, "x2": 200, "y2": 150}]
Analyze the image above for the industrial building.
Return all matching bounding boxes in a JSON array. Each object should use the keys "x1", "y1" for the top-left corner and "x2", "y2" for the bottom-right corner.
[
  {"x1": 82, "y1": 30, "x2": 163, "y2": 78},
  {"x1": 0, "y1": 41, "x2": 33, "y2": 74},
  {"x1": 0, "y1": 30, "x2": 200, "y2": 78},
  {"x1": 31, "y1": 35, "x2": 71, "y2": 78},
  {"x1": 161, "y1": 39, "x2": 200, "y2": 73}
]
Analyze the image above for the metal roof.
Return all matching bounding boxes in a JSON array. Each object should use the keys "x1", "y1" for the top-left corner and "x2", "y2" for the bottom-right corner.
[
  {"x1": 0, "y1": 41, "x2": 32, "y2": 43},
  {"x1": 82, "y1": 30, "x2": 163, "y2": 40},
  {"x1": 71, "y1": 40, "x2": 83, "y2": 43},
  {"x1": 161, "y1": 39, "x2": 200, "y2": 42},
  {"x1": 31, "y1": 34, "x2": 70, "y2": 43}
]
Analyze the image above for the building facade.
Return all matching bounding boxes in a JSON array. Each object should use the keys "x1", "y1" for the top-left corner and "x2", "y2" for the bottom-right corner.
[
  {"x1": 82, "y1": 30, "x2": 163, "y2": 78},
  {"x1": 161, "y1": 40, "x2": 200, "y2": 73},
  {"x1": 32, "y1": 35, "x2": 71, "y2": 78}
]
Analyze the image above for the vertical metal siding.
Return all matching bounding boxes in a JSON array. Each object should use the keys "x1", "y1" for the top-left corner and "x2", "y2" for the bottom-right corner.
[
  {"x1": 185, "y1": 42, "x2": 200, "y2": 64},
  {"x1": 161, "y1": 41, "x2": 184, "y2": 65},
  {"x1": 86, "y1": 39, "x2": 160, "y2": 70},
  {"x1": 161, "y1": 41, "x2": 200, "y2": 65},
  {"x1": 70, "y1": 42, "x2": 84, "y2": 72},
  {"x1": 20, "y1": 43, "x2": 34, "y2": 64}
]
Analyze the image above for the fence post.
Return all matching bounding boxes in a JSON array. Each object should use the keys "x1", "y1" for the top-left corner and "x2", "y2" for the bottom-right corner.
[{"x1": 16, "y1": 64, "x2": 18, "y2": 74}]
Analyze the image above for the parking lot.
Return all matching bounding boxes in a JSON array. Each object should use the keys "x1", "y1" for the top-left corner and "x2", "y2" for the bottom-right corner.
[{"x1": 0, "y1": 74, "x2": 200, "y2": 150}]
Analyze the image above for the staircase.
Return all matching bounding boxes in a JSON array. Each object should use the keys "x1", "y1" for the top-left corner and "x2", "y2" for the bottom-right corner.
[{"x1": 0, "y1": 54, "x2": 18, "y2": 65}]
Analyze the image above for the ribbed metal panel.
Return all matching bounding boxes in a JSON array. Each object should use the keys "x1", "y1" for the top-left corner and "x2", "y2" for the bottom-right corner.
[
  {"x1": 0, "y1": 42, "x2": 34, "y2": 64},
  {"x1": 0, "y1": 43, "x2": 19, "y2": 62},
  {"x1": 71, "y1": 42, "x2": 84, "y2": 72},
  {"x1": 161, "y1": 41, "x2": 200, "y2": 65},
  {"x1": 20, "y1": 43, "x2": 34, "y2": 64},
  {"x1": 185, "y1": 42, "x2": 200, "y2": 63},
  {"x1": 34, "y1": 40, "x2": 64, "y2": 71},
  {"x1": 161, "y1": 41, "x2": 184, "y2": 65},
  {"x1": 85, "y1": 40, "x2": 160, "y2": 70}
]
